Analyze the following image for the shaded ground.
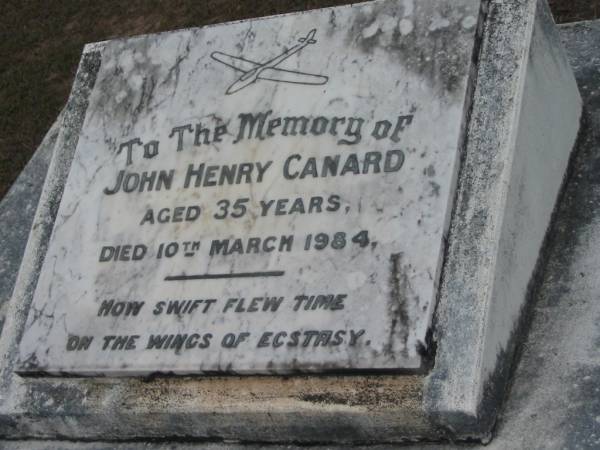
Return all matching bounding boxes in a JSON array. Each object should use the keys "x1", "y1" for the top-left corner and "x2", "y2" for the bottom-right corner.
[
  {"x1": 550, "y1": 0, "x2": 600, "y2": 23},
  {"x1": 0, "y1": 0, "x2": 598, "y2": 198}
]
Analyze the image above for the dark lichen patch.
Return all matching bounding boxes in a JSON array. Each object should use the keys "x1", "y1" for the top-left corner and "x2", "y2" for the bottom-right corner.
[
  {"x1": 327, "y1": 9, "x2": 338, "y2": 37},
  {"x1": 383, "y1": 253, "x2": 413, "y2": 359},
  {"x1": 429, "y1": 181, "x2": 441, "y2": 198}
]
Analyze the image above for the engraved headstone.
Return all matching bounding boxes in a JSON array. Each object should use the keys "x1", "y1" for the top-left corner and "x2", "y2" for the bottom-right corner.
[
  {"x1": 0, "y1": 0, "x2": 585, "y2": 443},
  {"x1": 16, "y1": 0, "x2": 481, "y2": 375}
]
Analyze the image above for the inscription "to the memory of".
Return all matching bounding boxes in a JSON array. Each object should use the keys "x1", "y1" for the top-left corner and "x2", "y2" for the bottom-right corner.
[{"x1": 114, "y1": 110, "x2": 414, "y2": 166}]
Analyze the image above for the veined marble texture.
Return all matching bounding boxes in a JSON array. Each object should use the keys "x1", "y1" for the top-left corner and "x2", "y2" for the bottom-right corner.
[{"x1": 17, "y1": 0, "x2": 481, "y2": 375}]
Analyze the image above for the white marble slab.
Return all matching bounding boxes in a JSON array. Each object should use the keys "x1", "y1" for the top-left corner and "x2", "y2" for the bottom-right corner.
[{"x1": 17, "y1": 0, "x2": 481, "y2": 375}]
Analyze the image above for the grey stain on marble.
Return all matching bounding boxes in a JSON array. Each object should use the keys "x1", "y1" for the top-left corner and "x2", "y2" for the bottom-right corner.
[
  {"x1": 345, "y1": 0, "x2": 480, "y2": 97},
  {"x1": 387, "y1": 252, "x2": 412, "y2": 360}
]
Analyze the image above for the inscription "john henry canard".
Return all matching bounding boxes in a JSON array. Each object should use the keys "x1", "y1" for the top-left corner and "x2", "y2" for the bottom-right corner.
[{"x1": 17, "y1": 0, "x2": 481, "y2": 375}]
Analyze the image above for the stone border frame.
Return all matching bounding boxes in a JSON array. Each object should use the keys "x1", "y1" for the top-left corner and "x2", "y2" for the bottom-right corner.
[
  {"x1": 0, "y1": 0, "x2": 581, "y2": 444},
  {"x1": 425, "y1": 0, "x2": 581, "y2": 439}
]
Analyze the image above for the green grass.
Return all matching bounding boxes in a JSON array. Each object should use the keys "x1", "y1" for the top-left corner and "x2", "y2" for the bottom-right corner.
[{"x1": 0, "y1": 0, "x2": 598, "y2": 199}]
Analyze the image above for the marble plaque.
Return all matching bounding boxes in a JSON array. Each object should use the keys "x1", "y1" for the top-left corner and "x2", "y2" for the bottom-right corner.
[{"x1": 17, "y1": 0, "x2": 481, "y2": 375}]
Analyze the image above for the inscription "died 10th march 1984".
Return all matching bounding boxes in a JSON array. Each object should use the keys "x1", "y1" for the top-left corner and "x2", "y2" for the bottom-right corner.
[{"x1": 17, "y1": 0, "x2": 481, "y2": 375}]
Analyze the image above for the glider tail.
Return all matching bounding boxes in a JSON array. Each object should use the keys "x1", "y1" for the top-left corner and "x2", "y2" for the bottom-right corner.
[{"x1": 298, "y1": 29, "x2": 317, "y2": 44}]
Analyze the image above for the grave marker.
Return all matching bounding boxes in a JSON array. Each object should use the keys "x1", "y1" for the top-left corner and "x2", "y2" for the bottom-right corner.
[
  {"x1": 17, "y1": 0, "x2": 481, "y2": 375},
  {"x1": 0, "y1": 0, "x2": 583, "y2": 442}
]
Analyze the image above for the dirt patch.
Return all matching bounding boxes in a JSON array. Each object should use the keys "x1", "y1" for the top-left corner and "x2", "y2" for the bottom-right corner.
[{"x1": 0, "y1": 0, "x2": 597, "y2": 198}]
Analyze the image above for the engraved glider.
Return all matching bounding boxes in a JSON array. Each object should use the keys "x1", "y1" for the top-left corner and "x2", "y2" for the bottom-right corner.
[{"x1": 211, "y1": 29, "x2": 329, "y2": 95}]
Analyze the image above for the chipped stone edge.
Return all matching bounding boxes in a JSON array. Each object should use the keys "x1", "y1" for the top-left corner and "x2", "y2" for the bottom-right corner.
[{"x1": 424, "y1": 0, "x2": 583, "y2": 440}]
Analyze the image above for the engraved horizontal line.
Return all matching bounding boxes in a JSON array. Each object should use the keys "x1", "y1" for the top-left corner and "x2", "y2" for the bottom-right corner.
[{"x1": 164, "y1": 271, "x2": 285, "y2": 281}]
